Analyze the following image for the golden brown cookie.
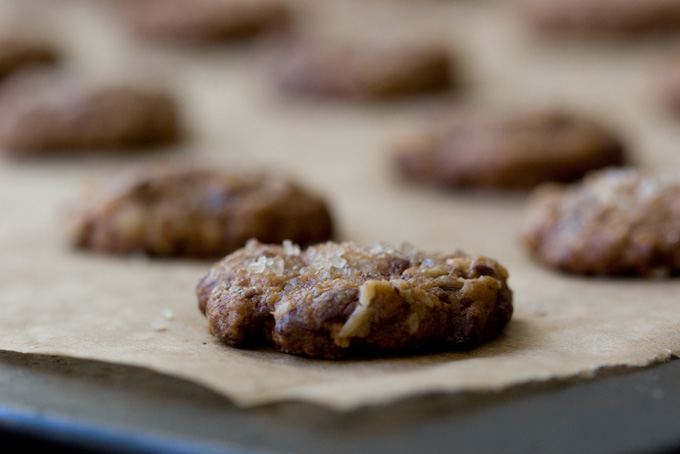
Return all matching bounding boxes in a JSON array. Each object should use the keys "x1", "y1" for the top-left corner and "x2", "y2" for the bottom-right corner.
[
  {"x1": 66, "y1": 163, "x2": 334, "y2": 259},
  {"x1": 197, "y1": 240, "x2": 513, "y2": 359},
  {"x1": 524, "y1": 0, "x2": 680, "y2": 38},
  {"x1": 268, "y1": 35, "x2": 455, "y2": 99},
  {"x1": 521, "y1": 167, "x2": 680, "y2": 276},
  {"x1": 0, "y1": 78, "x2": 181, "y2": 155},
  {"x1": 119, "y1": 0, "x2": 289, "y2": 45},
  {"x1": 0, "y1": 38, "x2": 58, "y2": 82},
  {"x1": 392, "y1": 109, "x2": 627, "y2": 190}
]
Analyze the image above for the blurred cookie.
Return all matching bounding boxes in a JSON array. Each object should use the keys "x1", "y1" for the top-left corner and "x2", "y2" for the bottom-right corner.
[
  {"x1": 0, "y1": 78, "x2": 181, "y2": 155},
  {"x1": 66, "y1": 163, "x2": 334, "y2": 258},
  {"x1": 392, "y1": 109, "x2": 627, "y2": 190},
  {"x1": 0, "y1": 38, "x2": 58, "y2": 82},
  {"x1": 658, "y1": 63, "x2": 680, "y2": 115},
  {"x1": 521, "y1": 167, "x2": 680, "y2": 276},
  {"x1": 120, "y1": 0, "x2": 289, "y2": 45},
  {"x1": 197, "y1": 240, "x2": 513, "y2": 359},
  {"x1": 268, "y1": 36, "x2": 455, "y2": 99},
  {"x1": 525, "y1": 0, "x2": 680, "y2": 38}
]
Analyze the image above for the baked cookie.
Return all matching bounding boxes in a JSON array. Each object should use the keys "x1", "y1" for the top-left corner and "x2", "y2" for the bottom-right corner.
[
  {"x1": 66, "y1": 163, "x2": 334, "y2": 258},
  {"x1": 0, "y1": 38, "x2": 58, "y2": 82},
  {"x1": 268, "y1": 36, "x2": 454, "y2": 99},
  {"x1": 0, "y1": 79, "x2": 181, "y2": 154},
  {"x1": 658, "y1": 63, "x2": 680, "y2": 115},
  {"x1": 119, "y1": 0, "x2": 289, "y2": 45},
  {"x1": 521, "y1": 167, "x2": 680, "y2": 276},
  {"x1": 525, "y1": 0, "x2": 680, "y2": 38},
  {"x1": 392, "y1": 109, "x2": 627, "y2": 190},
  {"x1": 197, "y1": 240, "x2": 513, "y2": 359}
]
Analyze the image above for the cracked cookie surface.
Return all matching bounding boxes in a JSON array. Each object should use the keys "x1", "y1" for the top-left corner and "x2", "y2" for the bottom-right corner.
[{"x1": 197, "y1": 240, "x2": 513, "y2": 359}]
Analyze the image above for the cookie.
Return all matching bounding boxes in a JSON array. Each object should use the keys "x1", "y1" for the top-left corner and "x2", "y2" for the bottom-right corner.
[
  {"x1": 0, "y1": 38, "x2": 58, "y2": 82},
  {"x1": 0, "y1": 79, "x2": 181, "y2": 154},
  {"x1": 658, "y1": 63, "x2": 680, "y2": 115},
  {"x1": 66, "y1": 163, "x2": 334, "y2": 259},
  {"x1": 268, "y1": 36, "x2": 454, "y2": 99},
  {"x1": 196, "y1": 240, "x2": 513, "y2": 359},
  {"x1": 525, "y1": 0, "x2": 680, "y2": 38},
  {"x1": 120, "y1": 0, "x2": 289, "y2": 45},
  {"x1": 392, "y1": 109, "x2": 627, "y2": 190},
  {"x1": 520, "y1": 167, "x2": 680, "y2": 276}
]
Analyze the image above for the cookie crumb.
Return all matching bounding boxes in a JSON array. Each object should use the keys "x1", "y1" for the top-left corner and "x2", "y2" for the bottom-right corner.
[
  {"x1": 151, "y1": 319, "x2": 169, "y2": 332},
  {"x1": 161, "y1": 308, "x2": 174, "y2": 320}
]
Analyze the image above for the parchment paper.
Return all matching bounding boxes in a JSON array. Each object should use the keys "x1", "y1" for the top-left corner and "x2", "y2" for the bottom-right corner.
[{"x1": 1, "y1": 0, "x2": 679, "y2": 411}]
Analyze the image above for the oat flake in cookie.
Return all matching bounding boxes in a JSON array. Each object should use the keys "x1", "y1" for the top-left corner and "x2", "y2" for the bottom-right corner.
[
  {"x1": 0, "y1": 77, "x2": 181, "y2": 155},
  {"x1": 392, "y1": 109, "x2": 627, "y2": 190},
  {"x1": 196, "y1": 240, "x2": 513, "y2": 359},
  {"x1": 521, "y1": 167, "x2": 680, "y2": 277},
  {"x1": 268, "y1": 35, "x2": 454, "y2": 100},
  {"x1": 66, "y1": 163, "x2": 334, "y2": 259}
]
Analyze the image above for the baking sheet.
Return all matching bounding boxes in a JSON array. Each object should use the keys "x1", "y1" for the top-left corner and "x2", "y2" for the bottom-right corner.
[{"x1": 1, "y1": 0, "x2": 679, "y2": 411}]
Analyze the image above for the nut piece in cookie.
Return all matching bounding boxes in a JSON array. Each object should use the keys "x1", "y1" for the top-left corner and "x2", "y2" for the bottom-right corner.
[
  {"x1": 523, "y1": 0, "x2": 680, "y2": 38},
  {"x1": 0, "y1": 38, "x2": 59, "y2": 82},
  {"x1": 119, "y1": 0, "x2": 289, "y2": 45},
  {"x1": 197, "y1": 240, "x2": 513, "y2": 359},
  {"x1": 521, "y1": 167, "x2": 680, "y2": 276},
  {"x1": 392, "y1": 109, "x2": 627, "y2": 190},
  {"x1": 268, "y1": 35, "x2": 455, "y2": 100},
  {"x1": 66, "y1": 163, "x2": 334, "y2": 259},
  {"x1": 0, "y1": 76, "x2": 181, "y2": 155}
]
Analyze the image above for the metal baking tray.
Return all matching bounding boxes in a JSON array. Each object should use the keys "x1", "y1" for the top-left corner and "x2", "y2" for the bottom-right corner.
[{"x1": 1, "y1": 350, "x2": 679, "y2": 454}]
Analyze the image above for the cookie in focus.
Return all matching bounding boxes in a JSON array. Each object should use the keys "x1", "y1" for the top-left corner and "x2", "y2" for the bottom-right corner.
[{"x1": 197, "y1": 240, "x2": 513, "y2": 359}]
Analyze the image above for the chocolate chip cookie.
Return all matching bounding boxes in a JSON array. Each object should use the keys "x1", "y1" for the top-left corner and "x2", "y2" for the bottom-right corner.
[
  {"x1": 197, "y1": 240, "x2": 513, "y2": 359},
  {"x1": 0, "y1": 79, "x2": 181, "y2": 155},
  {"x1": 66, "y1": 163, "x2": 334, "y2": 259},
  {"x1": 392, "y1": 109, "x2": 627, "y2": 190},
  {"x1": 0, "y1": 38, "x2": 58, "y2": 82},
  {"x1": 268, "y1": 36, "x2": 454, "y2": 99},
  {"x1": 120, "y1": 0, "x2": 289, "y2": 45},
  {"x1": 525, "y1": 0, "x2": 680, "y2": 38},
  {"x1": 521, "y1": 167, "x2": 680, "y2": 276}
]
